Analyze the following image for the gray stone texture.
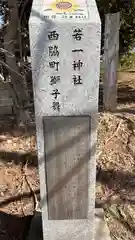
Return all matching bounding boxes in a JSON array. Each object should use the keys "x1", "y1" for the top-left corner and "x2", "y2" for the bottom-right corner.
[
  {"x1": 27, "y1": 209, "x2": 111, "y2": 240},
  {"x1": 43, "y1": 116, "x2": 90, "y2": 220},
  {"x1": 104, "y1": 12, "x2": 120, "y2": 111},
  {"x1": 29, "y1": 0, "x2": 101, "y2": 239},
  {"x1": 29, "y1": 0, "x2": 101, "y2": 116}
]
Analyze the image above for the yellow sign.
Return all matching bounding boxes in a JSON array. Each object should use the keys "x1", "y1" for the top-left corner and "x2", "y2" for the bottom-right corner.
[{"x1": 50, "y1": 0, "x2": 79, "y2": 12}]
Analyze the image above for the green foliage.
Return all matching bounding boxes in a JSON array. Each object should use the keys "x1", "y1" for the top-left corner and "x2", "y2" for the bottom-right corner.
[
  {"x1": 120, "y1": 52, "x2": 135, "y2": 69},
  {"x1": 96, "y1": 0, "x2": 135, "y2": 57}
]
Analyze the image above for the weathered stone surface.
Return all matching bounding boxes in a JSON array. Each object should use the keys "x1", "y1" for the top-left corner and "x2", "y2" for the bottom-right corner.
[
  {"x1": 104, "y1": 12, "x2": 120, "y2": 111},
  {"x1": 27, "y1": 209, "x2": 111, "y2": 240},
  {"x1": 43, "y1": 116, "x2": 90, "y2": 220},
  {"x1": 29, "y1": 0, "x2": 101, "y2": 116},
  {"x1": 29, "y1": 0, "x2": 101, "y2": 239}
]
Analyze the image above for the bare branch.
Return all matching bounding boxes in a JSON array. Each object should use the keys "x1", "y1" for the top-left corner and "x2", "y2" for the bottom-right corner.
[
  {"x1": 0, "y1": 73, "x2": 5, "y2": 82},
  {"x1": 0, "y1": 47, "x2": 15, "y2": 57},
  {"x1": 0, "y1": 59, "x2": 24, "y2": 79},
  {"x1": 105, "y1": 120, "x2": 123, "y2": 145}
]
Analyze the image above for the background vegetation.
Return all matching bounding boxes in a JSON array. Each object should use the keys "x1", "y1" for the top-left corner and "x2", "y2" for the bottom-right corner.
[{"x1": 96, "y1": 0, "x2": 135, "y2": 57}]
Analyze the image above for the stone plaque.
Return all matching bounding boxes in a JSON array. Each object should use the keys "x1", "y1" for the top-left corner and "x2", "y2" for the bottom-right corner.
[{"x1": 43, "y1": 116, "x2": 90, "y2": 220}]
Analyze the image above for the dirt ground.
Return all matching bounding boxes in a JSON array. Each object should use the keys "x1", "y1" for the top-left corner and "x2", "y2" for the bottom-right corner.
[
  {"x1": 97, "y1": 71, "x2": 135, "y2": 240},
  {"x1": 0, "y1": 71, "x2": 135, "y2": 239}
]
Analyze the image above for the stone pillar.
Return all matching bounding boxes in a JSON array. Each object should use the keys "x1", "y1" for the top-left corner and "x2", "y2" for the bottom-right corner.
[
  {"x1": 103, "y1": 12, "x2": 120, "y2": 112},
  {"x1": 29, "y1": 0, "x2": 101, "y2": 239}
]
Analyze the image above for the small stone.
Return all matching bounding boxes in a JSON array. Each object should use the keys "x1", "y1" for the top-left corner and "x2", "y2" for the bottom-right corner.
[
  {"x1": 7, "y1": 139, "x2": 12, "y2": 144},
  {"x1": 0, "y1": 135, "x2": 7, "y2": 140},
  {"x1": 0, "y1": 184, "x2": 8, "y2": 192},
  {"x1": 0, "y1": 192, "x2": 4, "y2": 197}
]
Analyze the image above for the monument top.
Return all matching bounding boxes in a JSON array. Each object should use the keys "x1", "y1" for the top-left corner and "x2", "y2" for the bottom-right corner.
[
  {"x1": 30, "y1": 0, "x2": 100, "y2": 22},
  {"x1": 29, "y1": 0, "x2": 101, "y2": 116}
]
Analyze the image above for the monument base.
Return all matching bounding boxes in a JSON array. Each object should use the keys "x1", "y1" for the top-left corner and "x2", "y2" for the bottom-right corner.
[{"x1": 27, "y1": 209, "x2": 111, "y2": 240}]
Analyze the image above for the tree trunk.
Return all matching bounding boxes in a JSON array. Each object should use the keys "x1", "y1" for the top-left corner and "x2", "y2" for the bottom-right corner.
[{"x1": 4, "y1": 0, "x2": 30, "y2": 126}]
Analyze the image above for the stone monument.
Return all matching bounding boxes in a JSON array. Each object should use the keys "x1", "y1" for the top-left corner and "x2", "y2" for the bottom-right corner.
[{"x1": 29, "y1": 0, "x2": 102, "y2": 239}]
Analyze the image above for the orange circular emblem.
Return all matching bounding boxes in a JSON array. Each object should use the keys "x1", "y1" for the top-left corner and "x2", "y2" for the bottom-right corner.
[
  {"x1": 50, "y1": 0, "x2": 79, "y2": 13},
  {"x1": 56, "y1": 1, "x2": 72, "y2": 9}
]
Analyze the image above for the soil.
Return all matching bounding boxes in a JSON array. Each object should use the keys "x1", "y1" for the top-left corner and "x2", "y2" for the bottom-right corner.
[
  {"x1": 97, "y1": 71, "x2": 135, "y2": 240},
  {"x1": 0, "y1": 71, "x2": 135, "y2": 239}
]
